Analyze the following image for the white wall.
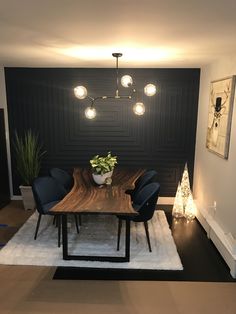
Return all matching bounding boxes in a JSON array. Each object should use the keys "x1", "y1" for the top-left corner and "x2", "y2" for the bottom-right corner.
[
  {"x1": 194, "y1": 56, "x2": 236, "y2": 238},
  {"x1": 0, "y1": 67, "x2": 13, "y2": 197},
  {"x1": 0, "y1": 67, "x2": 7, "y2": 109}
]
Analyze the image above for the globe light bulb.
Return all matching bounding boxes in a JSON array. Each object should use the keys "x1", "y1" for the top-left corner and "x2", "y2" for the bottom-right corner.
[
  {"x1": 121, "y1": 75, "x2": 133, "y2": 87},
  {"x1": 133, "y1": 102, "x2": 145, "y2": 115},
  {"x1": 74, "y1": 86, "x2": 88, "y2": 99},
  {"x1": 144, "y1": 83, "x2": 156, "y2": 96},
  {"x1": 85, "y1": 107, "x2": 96, "y2": 119}
]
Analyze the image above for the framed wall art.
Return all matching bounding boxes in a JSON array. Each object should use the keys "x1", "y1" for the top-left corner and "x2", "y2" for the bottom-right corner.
[{"x1": 206, "y1": 75, "x2": 236, "y2": 159}]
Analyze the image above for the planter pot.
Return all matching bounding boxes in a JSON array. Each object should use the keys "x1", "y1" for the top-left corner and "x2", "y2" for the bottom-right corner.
[
  {"x1": 92, "y1": 171, "x2": 113, "y2": 185},
  {"x1": 19, "y1": 185, "x2": 36, "y2": 210}
]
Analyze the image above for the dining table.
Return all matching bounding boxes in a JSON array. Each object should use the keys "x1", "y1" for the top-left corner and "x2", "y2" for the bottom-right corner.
[{"x1": 50, "y1": 167, "x2": 144, "y2": 262}]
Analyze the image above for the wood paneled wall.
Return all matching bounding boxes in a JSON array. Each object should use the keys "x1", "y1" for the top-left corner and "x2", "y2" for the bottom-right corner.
[{"x1": 5, "y1": 68, "x2": 200, "y2": 196}]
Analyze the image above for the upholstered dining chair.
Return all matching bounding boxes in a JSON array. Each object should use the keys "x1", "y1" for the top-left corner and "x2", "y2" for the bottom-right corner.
[
  {"x1": 117, "y1": 182, "x2": 160, "y2": 252},
  {"x1": 126, "y1": 170, "x2": 158, "y2": 203},
  {"x1": 32, "y1": 176, "x2": 79, "y2": 247},
  {"x1": 49, "y1": 167, "x2": 82, "y2": 226},
  {"x1": 49, "y1": 168, "x2": 74, "y2": 193}
]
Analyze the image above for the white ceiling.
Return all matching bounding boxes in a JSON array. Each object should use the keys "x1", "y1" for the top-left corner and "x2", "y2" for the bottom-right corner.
[{"x1": 0, "y1": 0, "x2": 236, "y2": 67}]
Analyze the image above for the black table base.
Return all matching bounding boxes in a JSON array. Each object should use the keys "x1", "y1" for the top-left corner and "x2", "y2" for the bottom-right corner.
[{"x1": 61, "y1": 214, "x2": 131, "y2": 262}]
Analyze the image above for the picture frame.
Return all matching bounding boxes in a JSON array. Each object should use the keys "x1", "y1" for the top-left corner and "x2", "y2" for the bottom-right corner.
[{"x1": 206, "y1": 75, "x2": 236, "y2": 159}]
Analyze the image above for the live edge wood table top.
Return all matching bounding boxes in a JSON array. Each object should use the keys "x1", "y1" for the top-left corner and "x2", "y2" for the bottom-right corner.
[
  {"x1": 50, "y1": 167, "x2": 145, "y2": 215},
  {"x1": 50, "y1": 167, "x2": 144, "y2": 262}
]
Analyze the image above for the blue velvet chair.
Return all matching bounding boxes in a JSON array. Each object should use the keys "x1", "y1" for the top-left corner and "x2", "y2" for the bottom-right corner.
[
  {"x1": 49, "y1": 168, "x2": 82, "y2": 226},
  {"x1": 49, "y1": 168, "x2": 74, "y2": 193},
  {"x1": 117, "y1": 182, "x2": 160, "y2": 252},
  {"x1": 32, "y1": 176, "x2": 79, "y2": 247},
  {"x1": 126, "y1": 170, "x2": 157, "y2": 203}
]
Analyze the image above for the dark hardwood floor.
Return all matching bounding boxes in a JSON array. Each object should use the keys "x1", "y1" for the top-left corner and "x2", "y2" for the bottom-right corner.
[
  {"x1": 1, "y1": 202, "x2": 235, "y2": 282},
  {"x1": 54, "y1": 205, "x2": 236, "y2": 282}
]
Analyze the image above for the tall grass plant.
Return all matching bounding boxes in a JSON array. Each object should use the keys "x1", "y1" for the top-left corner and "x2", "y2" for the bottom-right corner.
[{"x1": 13, "y1": 130, "x2": 46, "y2": 185}]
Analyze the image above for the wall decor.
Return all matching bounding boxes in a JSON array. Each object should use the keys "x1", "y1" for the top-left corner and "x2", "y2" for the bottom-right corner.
[{"x1": 206, "y1": 75, "x2": 236, "y2": 159}]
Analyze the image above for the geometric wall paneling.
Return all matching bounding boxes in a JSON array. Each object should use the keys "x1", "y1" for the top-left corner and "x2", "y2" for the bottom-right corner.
[{"x1": 5, "y1": 67, "x2": 200, "y2": 196}]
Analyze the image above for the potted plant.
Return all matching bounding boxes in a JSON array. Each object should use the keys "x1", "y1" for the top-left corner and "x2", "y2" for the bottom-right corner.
[
  {"x1": 13, "y1": 130, "x2": 46, "y2": 210},
  {"x1": 90, "y1": 152, "x2": 117, "y2": 185}
]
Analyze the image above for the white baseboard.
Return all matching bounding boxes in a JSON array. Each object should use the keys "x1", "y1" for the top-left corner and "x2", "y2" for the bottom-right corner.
[
  {"x1": 158, "y1": 197, "x2": 175, "y2": 205},
  {"x1": 196, "y1": 207, "x2": 236, "y2": 278},
  {"x1": 11, "y1": 195, "x2": 22, "y2": 201}
]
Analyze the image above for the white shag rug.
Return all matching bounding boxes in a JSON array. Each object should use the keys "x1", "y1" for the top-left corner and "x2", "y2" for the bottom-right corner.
[{"x1": 0, "y1": 210, "x2": 183, "y2": 270}]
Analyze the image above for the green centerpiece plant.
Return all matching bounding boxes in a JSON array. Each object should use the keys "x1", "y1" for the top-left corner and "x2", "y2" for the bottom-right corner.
[{"x1": 90, "y1": 152, "x2": 117, "y2": 184}]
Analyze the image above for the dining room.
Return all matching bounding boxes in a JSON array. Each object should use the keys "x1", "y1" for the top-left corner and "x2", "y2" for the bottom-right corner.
[
  {"x1": 1, "y1": 65, "x2": 199, "y2": 268},
  {"x1": 1, "y1": 1, "x2": 236, "y2": 313},
  {"x1": 1, "y1": 55, "x2": 236, "y2": 275}
]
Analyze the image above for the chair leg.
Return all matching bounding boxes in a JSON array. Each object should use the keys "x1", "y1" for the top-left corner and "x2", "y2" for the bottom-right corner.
[
  {"x1": 144, "y1": 221, "x2": 152, "y2": 252},
  {"x1": 34, "y1": 213, "x2": 42, "y2": 240},
  {"x1": 57, "y1": 215, "x2": 61, "y2": 248},
  {"x1": 78, "y1": 214, "x2": 82, "y2": 226},
  {"x1": 74, "y1": 214, "x2": 80, "y2": 234},
  {"x1": 117, "y1": 218, "x2": 122, "y2": 251},
  {"x1": 53, "y1": 215, "x2": 56, "y2": 225},
  {"x1": 55, "y1": 216, "x2": 59, "y2": 228}
]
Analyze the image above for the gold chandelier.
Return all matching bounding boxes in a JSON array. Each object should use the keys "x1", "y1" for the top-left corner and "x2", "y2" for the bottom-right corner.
[{"x1": 74, "y1": 53, "x2": 157, "y2": 119}]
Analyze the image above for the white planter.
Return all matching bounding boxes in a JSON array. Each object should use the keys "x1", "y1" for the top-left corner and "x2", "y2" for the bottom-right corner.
[
  {"x1": 92, "y1": 171, "x2": 113, "y2": 185},
  {"x1": 19, "y1": 185, "x2": 36, "y2": 210}
]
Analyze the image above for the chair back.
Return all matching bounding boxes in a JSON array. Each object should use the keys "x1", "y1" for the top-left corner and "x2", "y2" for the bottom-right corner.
[
  {"x1": 49, "y1": 168, "x2": 74, "y2": 193},
  {"x1": 132, "y1": 170, "x2": 157, "y2": 202},
  {"x1": 32, "y1": 176, "x2": 66, "y2": 214},
  {"x1": 132, "y1": 182, "x2": 160, "y2": 222}
]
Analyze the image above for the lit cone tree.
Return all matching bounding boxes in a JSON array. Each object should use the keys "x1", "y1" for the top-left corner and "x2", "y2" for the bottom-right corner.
[
  {"x1": 172, "y1": 182, "x2": 184, "y2": 218},
  {"x1": 180, "y1": 163, "x2": 191, "y2": 212},
  {"x1": 184, "y1": 193, "x2": 196, "y2": 221}
]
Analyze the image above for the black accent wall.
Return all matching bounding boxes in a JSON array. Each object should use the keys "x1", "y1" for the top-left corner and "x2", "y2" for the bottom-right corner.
[{"x1": 5, "y1": 68, "x2": 200, "y2": 196}]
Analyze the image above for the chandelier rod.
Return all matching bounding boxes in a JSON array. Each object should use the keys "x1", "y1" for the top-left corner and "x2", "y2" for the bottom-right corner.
[{"x1": 112, "y1": 53, "x2": 122, "y2": 97}]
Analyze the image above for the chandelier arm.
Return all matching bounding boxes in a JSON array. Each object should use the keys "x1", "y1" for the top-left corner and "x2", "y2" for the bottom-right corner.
[
  {"x1": 87, "y1": 96, "x2": 95, "y2": 102},
  {"x1": 86, "y1": 96, "x2": 95, "y2": 108},
  {"x1": 93, "y1": 95, "x2": 132, "y2": 103},
  {"x1": 131, "y1": 88, "x2": 137, "y2": 98}
]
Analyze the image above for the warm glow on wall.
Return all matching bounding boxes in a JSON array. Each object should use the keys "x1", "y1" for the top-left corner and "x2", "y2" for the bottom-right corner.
[{"x1": 59, "y1": 46, "x2": 180, "y2": 64}]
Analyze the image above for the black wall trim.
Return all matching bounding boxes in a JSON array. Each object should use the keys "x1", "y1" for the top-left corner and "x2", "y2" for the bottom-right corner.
[{"x1": 5, "y1": 68, "x2": 200, "y2": 196}]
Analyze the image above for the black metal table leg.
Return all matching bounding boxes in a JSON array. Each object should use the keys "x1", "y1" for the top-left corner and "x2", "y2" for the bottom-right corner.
[
  {"x1": 125, "y1": 219, "x2": 130, "y2": 262},
  {"x1": 58, "y1": 215, "x2": 61, "y2": 248},
  {"x1": 62, "y1": 214, "x2": 69, "y2": 260},
  {"x1": 60, "y1": 214, "x2": 131, "y2": 262}
]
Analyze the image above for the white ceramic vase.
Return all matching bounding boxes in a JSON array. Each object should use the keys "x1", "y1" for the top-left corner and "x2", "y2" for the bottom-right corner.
[{"x1": 92, "y1": 170, "x2": 113, "y2": 185}]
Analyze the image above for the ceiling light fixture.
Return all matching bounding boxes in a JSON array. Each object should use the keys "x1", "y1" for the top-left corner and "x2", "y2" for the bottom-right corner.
[{"x1": 74, "y1": 53, "x2": 157, "y2": 119}]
